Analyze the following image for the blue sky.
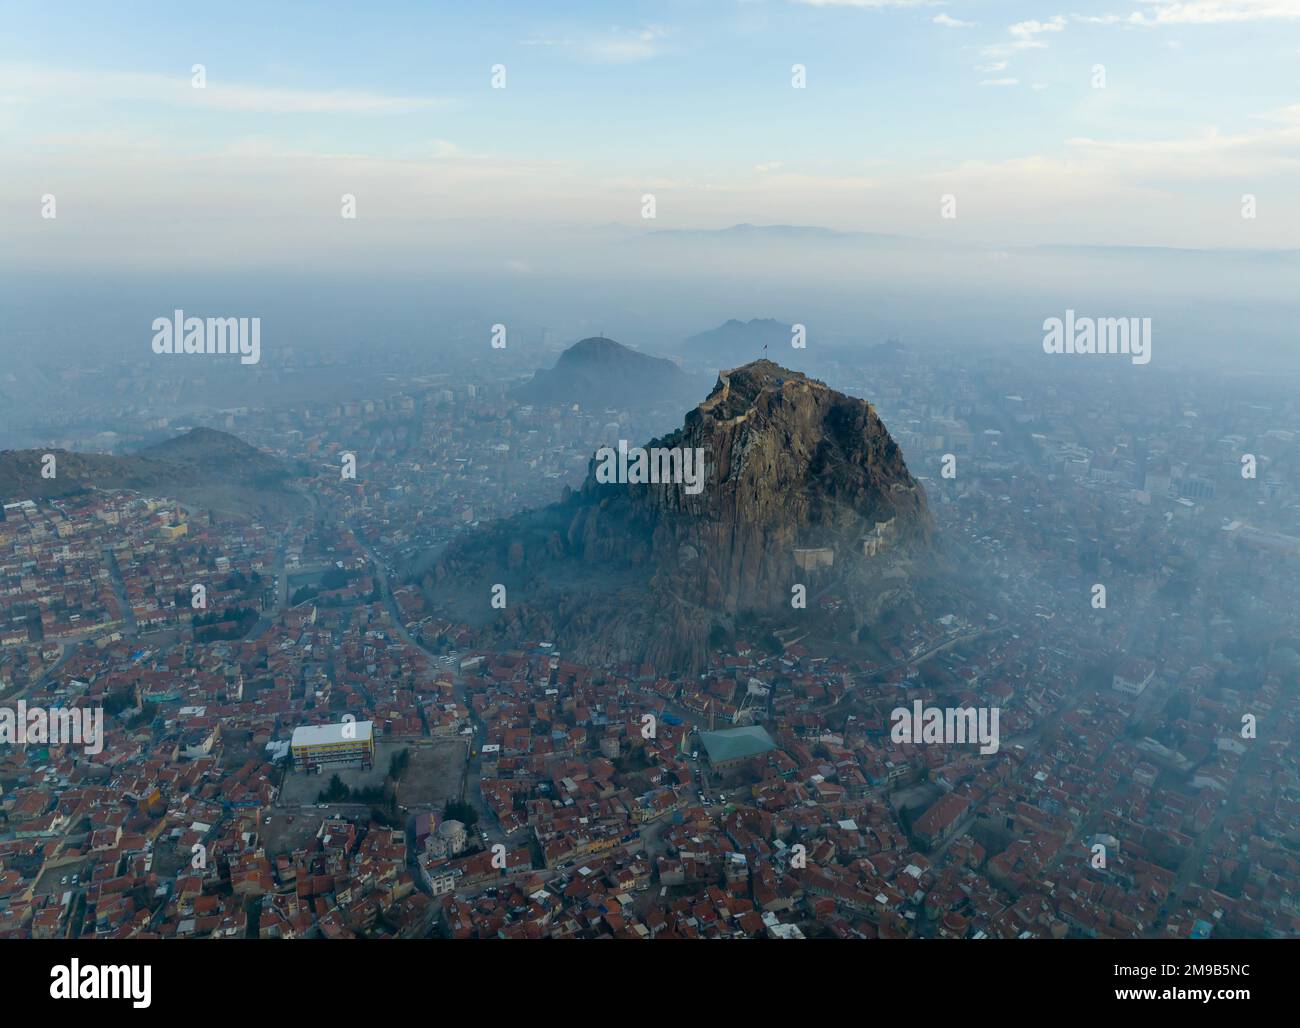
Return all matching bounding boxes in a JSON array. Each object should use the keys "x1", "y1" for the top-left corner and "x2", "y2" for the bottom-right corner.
[{"x1": 3, "y1": 0, "x2": 1299, "y2": 266}]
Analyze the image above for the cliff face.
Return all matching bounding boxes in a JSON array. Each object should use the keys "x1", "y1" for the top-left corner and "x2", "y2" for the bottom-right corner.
[
  {"x1": 566, "y1": 359, "x2": 929, "y2": 608},
  {"x1": 423, "y1": 360, "x2": 931, "y2": 671}
]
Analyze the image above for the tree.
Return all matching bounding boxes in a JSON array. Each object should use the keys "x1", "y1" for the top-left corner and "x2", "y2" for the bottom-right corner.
[
  {"x1": 291, "y1": 585, "x2": 318, "y2": 606},
  {"x1": 318, "y1": 774, "x2": 350, "y2": 803},
  {"x1": 442, "y1": 799, "x2": 479, "y2": 828},
  {"x1": 321, "y1": 567, "x2": 349, "y2": 591}
]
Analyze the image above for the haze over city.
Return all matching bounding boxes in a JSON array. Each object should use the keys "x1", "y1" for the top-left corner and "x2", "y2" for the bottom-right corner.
[{"x1": 0, "y1": 2, "x2": 1296, "y2": 996}]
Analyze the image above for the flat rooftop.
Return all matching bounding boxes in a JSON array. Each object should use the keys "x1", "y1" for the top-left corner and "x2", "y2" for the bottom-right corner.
[{"x1": 291, "y1": 721, "x2": 374, "y2": 748}]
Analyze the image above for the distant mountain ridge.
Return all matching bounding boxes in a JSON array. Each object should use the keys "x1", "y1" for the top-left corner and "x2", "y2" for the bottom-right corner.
[
  {"x1": 643, "y1": 223, "x2": 1300, "y2": 261},
  {"x1": 683, "y1": 319, "x2": 794, "y2": 365}
]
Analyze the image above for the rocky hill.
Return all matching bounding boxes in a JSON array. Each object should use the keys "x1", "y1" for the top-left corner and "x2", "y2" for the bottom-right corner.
[
  {"x1": 512, "y1": 336, "x2": 698, "y2": 409},
  {"x1": 421, "y1": 360, "x2": 933, "y2": 671},
  {"x1": 0, "y1": 427, "x2": 302, "y2": 519}
]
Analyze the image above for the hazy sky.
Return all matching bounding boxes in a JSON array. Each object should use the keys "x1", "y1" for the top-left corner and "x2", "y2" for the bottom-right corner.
[{"x1": 3, "y1": 0, "x2": 1299, "y2": 270}]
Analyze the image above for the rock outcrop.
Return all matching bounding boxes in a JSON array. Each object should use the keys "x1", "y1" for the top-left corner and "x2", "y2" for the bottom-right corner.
[{"x1": 422, "y1": 360, "x2": 931, "y2": 671}]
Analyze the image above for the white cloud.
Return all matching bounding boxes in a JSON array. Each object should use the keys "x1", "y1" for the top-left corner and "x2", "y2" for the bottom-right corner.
[
  {"x1": 1010, "y1": 15, "x2": 1069, "y2": 40},
  {"x1": 1130, "y1": 0, "x2": 1300, "y2": 24},
  {"x1": 0, "y1": 63, "x2": 443, "y2": 114},
  {"x1": 7, "y1": 75, "x2": 1299, "y2": 260},
  {"x1": 201, "y1": 84, "x2": 442, "y2": 114},
  {"x1": 1075, "y1": 1, "x2": 1300, "y2": 26},
  {"x1": 1254, "y1": 102, "x2": 1300, "y2": 122},
  {"x1": 933, "y1": 14, "x2": 975, "y2": 27},
  {"x1": 983, "y1": 15, "x2": 1068, "y2": 58},
  {"x1": 521, "y1": 26, "x2": 669, "y2": 63},
  {"x1": 1062, "y1": 120, "x2": 1300, "y2": 178}
]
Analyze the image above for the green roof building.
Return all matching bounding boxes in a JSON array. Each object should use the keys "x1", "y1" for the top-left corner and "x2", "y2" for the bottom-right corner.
[{"x1": 699, "y1": 725, "x2": 777, "y2": 768}]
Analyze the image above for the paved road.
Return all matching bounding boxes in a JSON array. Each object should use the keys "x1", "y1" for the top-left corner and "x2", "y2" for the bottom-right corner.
[
  {"x1": 347, "y1": 520, "x2": 511, "y2": 842},
  {"x1": 0, "y1": 639, "x2": 82, "y2": 703},
  {"x1": 102, "y1": 547, "x2": 138, "y2": 636}
]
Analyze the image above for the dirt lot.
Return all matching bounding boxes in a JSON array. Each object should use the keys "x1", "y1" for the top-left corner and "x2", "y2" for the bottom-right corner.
[
  {"x1": 276, "y1": 739, "x2": 466, "y2": 811},
  {"x1": 260, "y1": 739, "x2": 466, "y2": 856},
  {"x1": 394, "y1": 739, "x2": 467, "y2": 810},
  {"x1": 260, "y1": 808, "x2": 363, "y2": 856},
  {"x1": 33, "y1": 856, "x2": 97, "y2": 899}
]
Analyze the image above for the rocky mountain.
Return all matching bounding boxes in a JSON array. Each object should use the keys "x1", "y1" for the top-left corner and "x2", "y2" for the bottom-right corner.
[
  {"x1": 512, "y1": 336, "x2": 697, "y2": 409},
  {"x1": 421, "y1": 360, "x2": 933, "y2": 671},
  {"x1": 0, "y1": 427, "x2": 302, "y2": 518}
]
